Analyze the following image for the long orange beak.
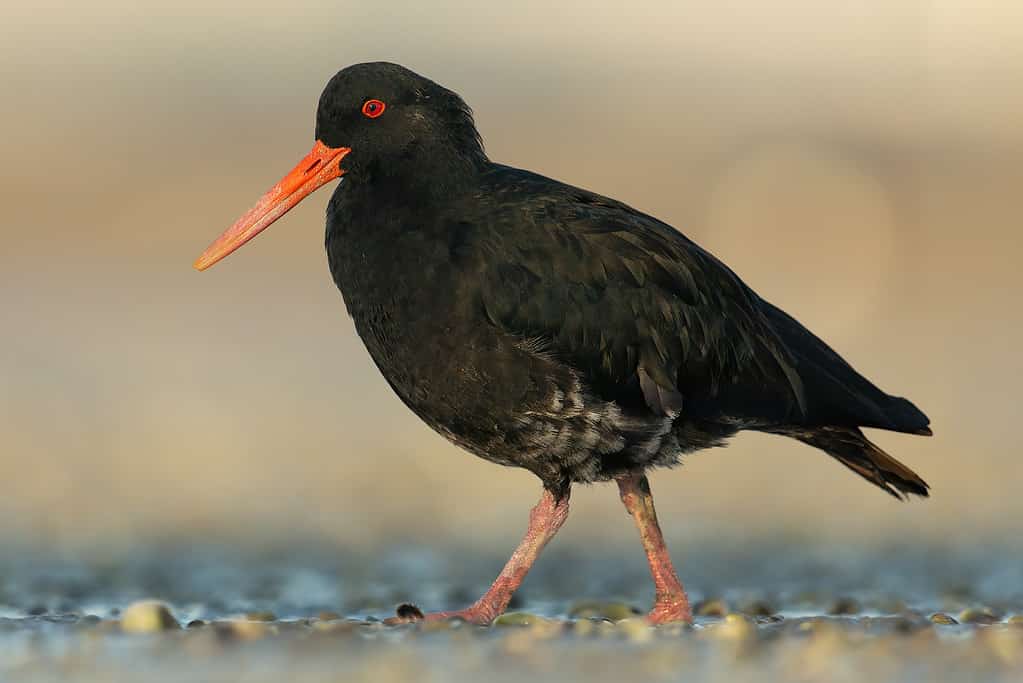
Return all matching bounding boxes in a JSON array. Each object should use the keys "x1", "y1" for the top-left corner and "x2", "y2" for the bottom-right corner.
[{"x1": 194, "y1": 141, "x2": 350, "y2": 270}]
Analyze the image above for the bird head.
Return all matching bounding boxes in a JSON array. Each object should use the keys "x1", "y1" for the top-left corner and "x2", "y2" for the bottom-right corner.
[{"x1": 194, "y1": 62, "x2": 484, "y2": 271}]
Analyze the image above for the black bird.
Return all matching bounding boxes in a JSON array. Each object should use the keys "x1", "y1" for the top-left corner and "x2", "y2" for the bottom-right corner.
[{"x1": 195, "y1": 62, "x2": 931, "y2": 625}]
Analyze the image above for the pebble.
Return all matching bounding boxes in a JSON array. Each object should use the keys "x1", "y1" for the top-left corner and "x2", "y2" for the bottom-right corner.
[
  {"x1": 218, "y1": 619, "x2": 275, "y2": 640},
  {"x1": 317, "y1": 611, "x2": 342, "y2": 621},
  {"x1": 929, "y1": 612, "x2": 958, "y2": 625},
  {"x1": 394, "y1": 603, "x2": 425, "y2": 620},
  {"x1": 827, "y1": 597, "x2": 861, "y2": 615},
  {"x1": 705, "y1": 613, "x2": 757, "y2": 642},
  {"x1": 738, "y1": 599, "x2": 775, "y2": 617},
  {"x1": 958, "y1": 607, "x2": 1000, "y2": 625},
  {"x1": 244, "y1": 610, "x2": 276, "y2": 622},
  {"x1": 120, "y1": 601, "x2": 179, "y2": 633},
  {"x1": 567, "y1": 600, "x2": 640, "y2": 622},
  {"x1": 695, "y1": 598, "x2": 729, "y2": 617}
]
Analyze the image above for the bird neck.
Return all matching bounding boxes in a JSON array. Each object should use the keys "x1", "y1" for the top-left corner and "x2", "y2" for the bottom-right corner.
[{"x1": 348, "y1": 139, "x2": 488, "y2": 205}]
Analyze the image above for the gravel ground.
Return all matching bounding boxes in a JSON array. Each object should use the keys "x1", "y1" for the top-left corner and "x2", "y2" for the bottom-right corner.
[{"x1": 1, "y1": 539, "x2": 1021, "y2": 682}]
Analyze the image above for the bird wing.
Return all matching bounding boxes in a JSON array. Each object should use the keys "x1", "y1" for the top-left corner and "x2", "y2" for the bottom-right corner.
[{"x1": 471, "y1": 167, "x2": 805, "y2": 421}]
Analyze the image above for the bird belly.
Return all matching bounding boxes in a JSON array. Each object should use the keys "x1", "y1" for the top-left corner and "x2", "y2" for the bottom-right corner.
[{"x1": 354, "y1": 318, "x2": 689, "y2": 485}]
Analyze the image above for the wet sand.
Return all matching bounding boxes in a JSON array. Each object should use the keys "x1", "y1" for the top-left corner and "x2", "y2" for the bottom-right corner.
[{"x1": 2, "y1": 539, "x2": 1020, "y2": 682}]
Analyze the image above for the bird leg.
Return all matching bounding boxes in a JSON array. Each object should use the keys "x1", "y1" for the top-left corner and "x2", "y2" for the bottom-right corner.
[
  {"x1": 616, "y1": 473, "x2": 692, "y2": 624},
  {"x1": 386, "y1": 485, "x2": 570, "y2": 626}
]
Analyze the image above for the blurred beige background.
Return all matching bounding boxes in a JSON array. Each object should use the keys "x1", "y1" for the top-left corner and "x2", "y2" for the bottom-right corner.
[{"x1": 1, "y1": 1, "x2": 1020, "y2": 551}]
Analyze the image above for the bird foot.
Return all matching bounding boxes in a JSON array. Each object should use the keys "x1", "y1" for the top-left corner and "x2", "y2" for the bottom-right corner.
[
  {"x1": 383, "y1": 602, "x2": 497, "y2": 626},
  {"x1": 646, "y1": 595, "x2": 693, "y2": 625}
]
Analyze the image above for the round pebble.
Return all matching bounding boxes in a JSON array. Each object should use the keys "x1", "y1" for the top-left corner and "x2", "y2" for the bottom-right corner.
[
  {"x1": 567, "y1": 600, "x2": 640, "y2": 622},
  {"x1": 394, "y1": 603, "x2": 424, "y2": 620},
  {"x1": 959, "y1": 607, "x2": 1000, "y2": 625},
  {"x1": 695, "y1": 598, "x2": 729, "y2": 617},
  {"x1": 706, "y1": 613, "x2": 757, "y2": 641},
  {"x1": 827, "y1": 597, "x2": 861, "y2": 615},
  {"x1": 245, "y1": 610, "x2": 276, "y2": 622},
  {"x1": 929, "y1": 612, "x2": 958, "y2": 625},
  {"x1": 120, "y1": 601, "x2": 179, "y2": 633},
  {"x1": 220, "y1": 619, "x2": 274, "y2": 640},
  {"x1": 738, "y1": 599, "x2": 775, "y2": 617}
]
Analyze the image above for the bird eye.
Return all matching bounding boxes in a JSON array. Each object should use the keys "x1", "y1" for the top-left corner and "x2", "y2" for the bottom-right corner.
[{"x1": 361, "y1": 99, "x2": 386, "y2": 118}]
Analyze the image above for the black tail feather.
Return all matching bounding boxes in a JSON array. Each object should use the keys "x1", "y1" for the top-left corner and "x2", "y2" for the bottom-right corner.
[
  {"x1": 766, "y1": 426, "x2": 930, "y2": 500},
  {"x1": 759, "y1": 300, "x2": 932, "y2": 435}
]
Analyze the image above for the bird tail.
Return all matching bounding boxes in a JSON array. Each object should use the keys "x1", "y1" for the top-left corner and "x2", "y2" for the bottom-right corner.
[
  {"x1": 767, "y1": 426, "x2": 929, "y2": 500},
  {"x1": 758, "y1": 299, "x2": 932, "y2": 435}
]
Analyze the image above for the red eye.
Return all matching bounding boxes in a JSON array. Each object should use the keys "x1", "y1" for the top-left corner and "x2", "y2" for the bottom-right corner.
[{"x1": 361, "y1": 99, "x2": 386, "y2": 118}]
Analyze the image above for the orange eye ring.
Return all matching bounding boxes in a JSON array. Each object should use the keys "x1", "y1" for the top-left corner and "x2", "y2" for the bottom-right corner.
[{"x1": 362, "y1": 99, "x2": 386, "y2": 118}]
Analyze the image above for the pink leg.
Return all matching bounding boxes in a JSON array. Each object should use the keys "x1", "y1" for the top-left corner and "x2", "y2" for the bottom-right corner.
[
  {"x1": 617, "y1": 474, "x2": 692, "y2": 624},
  {"x1": 386, "y1": 486, "x2": 570, "y2": 626}
]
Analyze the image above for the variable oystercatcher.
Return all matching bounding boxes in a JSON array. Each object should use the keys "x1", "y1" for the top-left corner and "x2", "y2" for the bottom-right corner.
[{"x1": 195, "y1": 62, "x2": 931, "y2": 625}]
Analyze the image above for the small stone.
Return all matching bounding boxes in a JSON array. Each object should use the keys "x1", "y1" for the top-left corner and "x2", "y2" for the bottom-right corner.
[
  {"x1": 120, "y1": 601, "x2": 179, "y2": 633},
  {"x1": 567, "y1": 600, "x2": 641, "y2": 622},
  {"x1": 186, "y1": 619, "x2": 207, "y2": 628},
  {"x1": 222, "y1": 619, "x2": 274, "y2": 640},
  {"x1": 929, "y1": 612, "x2": 958, "y2": 625},
  {"x1": 244, "y1": 610, "x2": 275, "y2": 622},
  {"x1": 827, "y1": 597, "x2": 861, "y2": 615},
  {"x1": 738, "y1": 599, "x2": 775, "y2": 617},
  {"x1": 493, "y1": 612, "x2": 548, "y2": 627},
  {"x1": 706, "y1": 613, "x2": 757, "y2": 641},
  {"x1": 317, "y1": 611, "x2": 342, "y2": 621},
  {"x1": 695, "y1": 598, "x2": 729, "y2": 617},
  {"x1": 959, "y1": 607, "x2": 1000, "y2": 624},
  {"x1": 79, "y1": 615, "x2": 102, "y2": 626},
  {"x1": 394, "y1": 603, "x2": 424, "y2": 620}
]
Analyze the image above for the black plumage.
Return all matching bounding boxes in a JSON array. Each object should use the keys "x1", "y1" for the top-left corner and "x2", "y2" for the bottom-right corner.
[{"x1": 316, "y1": 63, "x2": 929, "y2": 498}]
